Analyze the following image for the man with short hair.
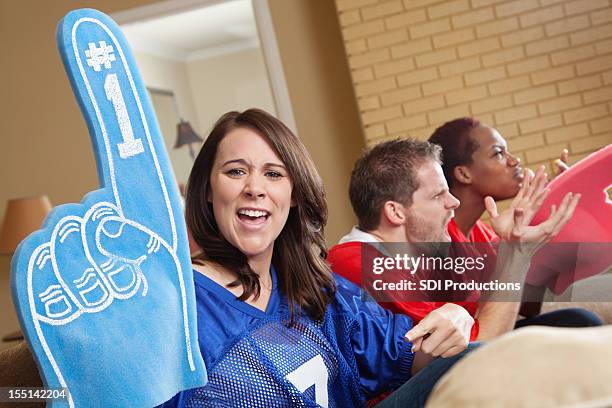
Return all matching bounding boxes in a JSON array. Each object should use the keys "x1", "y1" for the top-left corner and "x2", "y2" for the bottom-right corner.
[{"x1": 328, "y1": 138, "x2": 580, "y2": 343}]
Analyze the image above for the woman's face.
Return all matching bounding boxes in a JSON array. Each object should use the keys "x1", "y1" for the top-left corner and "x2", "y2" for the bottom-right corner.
[
  {"x1": 209, "y1": 127, "x2": 293, "y2": 262},
  {"x1": 465, "y1": 125, "x2": 523, "y2": 200}
]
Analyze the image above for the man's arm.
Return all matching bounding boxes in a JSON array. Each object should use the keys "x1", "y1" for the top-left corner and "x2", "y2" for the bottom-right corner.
[
  {"x1": 475, "y1": 243, "x2": 531, "y2": 340},
  {"x1": 476, "y1": 302, "x2": 520, "y2": 340},
  {"x1": 474, "y1": 166, "x2": 580, "y2": 340},
  {"x1": 0, "y1": 341, "x2": 42, "y2": 387},
  {"x1": 475, "y1": 168, "x2": 545, "y2": 340}
]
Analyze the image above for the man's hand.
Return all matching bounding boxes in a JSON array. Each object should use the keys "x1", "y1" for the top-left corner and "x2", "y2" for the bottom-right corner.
[
  {"x1": 485, "y1": 166, "x2": 580, "y2": 253},
  {"x1": 405, "y1": 303, "x2": 473, "y2": 359},
  {"x1": 486, "y1": 166, "x2": 548, "y2": 241}
]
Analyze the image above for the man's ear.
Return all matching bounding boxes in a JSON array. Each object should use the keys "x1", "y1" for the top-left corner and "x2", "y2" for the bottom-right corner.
[
  {"x1": 382, "y1": 201, "x2": 406, "y2": 226},
  {"x1": 453, "y1": 165, "x2": 472, "y2": 185}
]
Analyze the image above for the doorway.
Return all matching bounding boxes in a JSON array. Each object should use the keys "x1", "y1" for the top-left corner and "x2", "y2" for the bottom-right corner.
[{"x1": 113, "y1": 0, "x2": 295, "y2": 184}]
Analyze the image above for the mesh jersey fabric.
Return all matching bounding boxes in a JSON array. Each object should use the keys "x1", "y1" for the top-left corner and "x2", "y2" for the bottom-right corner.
[{"x1": 160, "y1": 267, "x2": 414, "y2": 407}]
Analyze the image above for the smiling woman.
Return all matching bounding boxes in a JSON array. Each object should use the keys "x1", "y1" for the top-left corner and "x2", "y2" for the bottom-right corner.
[
  {"x1": 185, "y1": 109, "x2": 330, "y2": 318},
  {"x1": 209, "y1": 128, "x2": 293, "y2": 267}
]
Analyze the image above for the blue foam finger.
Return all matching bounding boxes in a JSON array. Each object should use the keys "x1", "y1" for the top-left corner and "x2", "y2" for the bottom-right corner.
[{"x1": 10, "y1": 8, "x2": 206, "y2": 408}]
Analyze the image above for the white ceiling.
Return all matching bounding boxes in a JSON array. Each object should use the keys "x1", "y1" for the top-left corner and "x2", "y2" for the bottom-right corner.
[{"x1": 120, "y1": 0, "x2": 260, "y2": 62}]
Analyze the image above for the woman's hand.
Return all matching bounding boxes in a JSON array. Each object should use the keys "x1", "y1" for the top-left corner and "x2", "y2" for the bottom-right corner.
[
  {"x1": 405, "y1": 303, "x2": 473, "y2": 359},
  {"x1": 554, "y1": 148, "x2": 570, "y2": 176}
]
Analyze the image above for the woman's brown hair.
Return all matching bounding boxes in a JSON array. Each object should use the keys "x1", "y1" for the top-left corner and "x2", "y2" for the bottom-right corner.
[{"x1": 186, "y1": 109, "x2": 335, "y2": 321}]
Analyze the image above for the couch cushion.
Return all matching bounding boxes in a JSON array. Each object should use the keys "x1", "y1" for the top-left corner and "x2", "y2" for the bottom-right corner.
[{"x1": 427, "y1": 326, "x2": 612, "y2": 407}]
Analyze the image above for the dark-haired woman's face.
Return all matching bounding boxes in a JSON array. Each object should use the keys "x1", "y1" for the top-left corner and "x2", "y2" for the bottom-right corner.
[
  {"x1": 209, "y1": 127, "x2": 293, "y2": 263},
  {"x1": 466, "y1": 125, "x2": 523, "y2": 200}
]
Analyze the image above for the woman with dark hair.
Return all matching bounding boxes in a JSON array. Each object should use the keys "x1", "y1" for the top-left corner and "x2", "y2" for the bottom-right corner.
[
  {"x1": 185, "y1": 108, "x2": 333, "y2": 321},
  {"x1": 428, "y1": 118, "x2": 571, "y2": 244},
  {"x1": 428, "y1": 118, "x2": 602, "y2": 336},
  {"x1": 428, "y1": 118, "x2": 524, "y2": 243},
  {"x1": 162, "y1": 109, "x2": 476, "y2": 407}
]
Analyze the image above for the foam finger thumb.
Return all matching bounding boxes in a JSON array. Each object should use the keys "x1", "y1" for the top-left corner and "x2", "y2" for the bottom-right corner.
[{"x1": 96, "y1": 217, "x2": 159, "y2": 261}]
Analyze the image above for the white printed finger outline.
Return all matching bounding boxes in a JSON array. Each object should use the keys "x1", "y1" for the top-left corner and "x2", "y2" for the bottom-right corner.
[
  {"x1": 51, "y1": 216, "x2": 111, "y2": 312},
  {"x1": 24, "y1": 204, "x2": 192, "y2": 408},
  {"x1": 83, "y1": 202, "x2": 147, "y2": 299},
  {"x1": 64, "y1": 17, "x2": 178, "y2": 249},
  {"x1": 11, "y1": 9, "x2": 206, "y2": 408},
  {"x1": 29, "y1": 244, "x2": 78, "y2": 326}
]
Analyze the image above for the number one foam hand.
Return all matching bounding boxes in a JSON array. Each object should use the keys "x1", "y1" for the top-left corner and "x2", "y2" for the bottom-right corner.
[{"x1": 11, "y1": 9, "x2": 207, "y2": 407}]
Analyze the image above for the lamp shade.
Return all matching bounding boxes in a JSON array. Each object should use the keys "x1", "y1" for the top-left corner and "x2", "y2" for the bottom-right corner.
[
  {"x1": 0, "y1": 196, "x2": 52, "y2": 254},
  {"x1": 174, "y1": 119, "x2": 203, "y2": 149}
]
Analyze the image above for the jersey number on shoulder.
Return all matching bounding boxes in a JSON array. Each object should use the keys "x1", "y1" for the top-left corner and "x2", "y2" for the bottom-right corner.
[{"x1": 286, "y1": 355, "x2": 329, "y2": 408}]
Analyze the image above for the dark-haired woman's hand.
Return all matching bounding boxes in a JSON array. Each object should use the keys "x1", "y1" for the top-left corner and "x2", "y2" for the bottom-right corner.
[{"x1": 554, "y1": 148, "x2": 570, "y2": 176}]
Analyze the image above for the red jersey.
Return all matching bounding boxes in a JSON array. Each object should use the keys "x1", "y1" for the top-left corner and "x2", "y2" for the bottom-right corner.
[{"x1": 447, "y1": 218, "x2": 499, "y2": 243}]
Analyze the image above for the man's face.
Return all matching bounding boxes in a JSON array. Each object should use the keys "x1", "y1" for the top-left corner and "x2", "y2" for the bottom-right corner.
[{"x1": 404, "y1": 160, "x2": 460, "y2": 242}]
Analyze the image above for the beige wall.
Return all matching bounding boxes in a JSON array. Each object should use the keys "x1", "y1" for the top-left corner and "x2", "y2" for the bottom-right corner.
[
  {"x1": 336, "y1": 0, "x2": 612, "y2": 172},
  {"x1": 268, "y1": 0, "x2": 365, "y2": 245},
  {"x1": 134, "y1": 51, "x2": 199, "y2": 128},
  {"x1": 0, "y1": 0, "x2": 166, "y2": 220},
  {"x1": 133, "y1": 47, "x2": 277, "y2": 184},
  {"x1": 0, "y1": 0, "x2": 363, "y2": 339},
  {"x1": 133, "y1": 51, "x2": 200, "y2": 184},
  {"x1": 186, "y1": 47, "x2": 277, "y2": 135}
]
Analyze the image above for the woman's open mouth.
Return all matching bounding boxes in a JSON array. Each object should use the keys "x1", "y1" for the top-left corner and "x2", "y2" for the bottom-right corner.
[
  {"x1": 514, "y1": 168, "x2": 525, "y2": 181},
  {"x1": 237, "y1": 208, "x2": 270, "y2": 226}
]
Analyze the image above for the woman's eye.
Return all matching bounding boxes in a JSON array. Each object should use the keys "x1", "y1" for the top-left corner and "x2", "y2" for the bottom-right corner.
[
  {"x1": 266, "y1": 171, "x2": 283, "y2": 178},
  {"x1": 227, "y1": 169, "x2": 246, "y2": 176}
]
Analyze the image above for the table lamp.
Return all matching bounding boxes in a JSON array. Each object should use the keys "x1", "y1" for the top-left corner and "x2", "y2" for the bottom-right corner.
[
  {"x1": 174, "y1": 119, "x2": 203, "y2": 161},
  {"x1": 0, "y1": 196, "x2": 52, "y2": 255}
]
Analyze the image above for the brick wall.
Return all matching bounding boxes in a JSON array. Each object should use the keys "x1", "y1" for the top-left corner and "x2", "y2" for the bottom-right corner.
[{"x1": 336, "y1": 0, "x2": 612, "y2": 171}]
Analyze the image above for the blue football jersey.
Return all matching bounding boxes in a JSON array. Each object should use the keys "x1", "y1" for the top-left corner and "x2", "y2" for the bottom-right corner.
[{"x1": 161, "y1": 268, "x2": 414, "y2": 407}]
